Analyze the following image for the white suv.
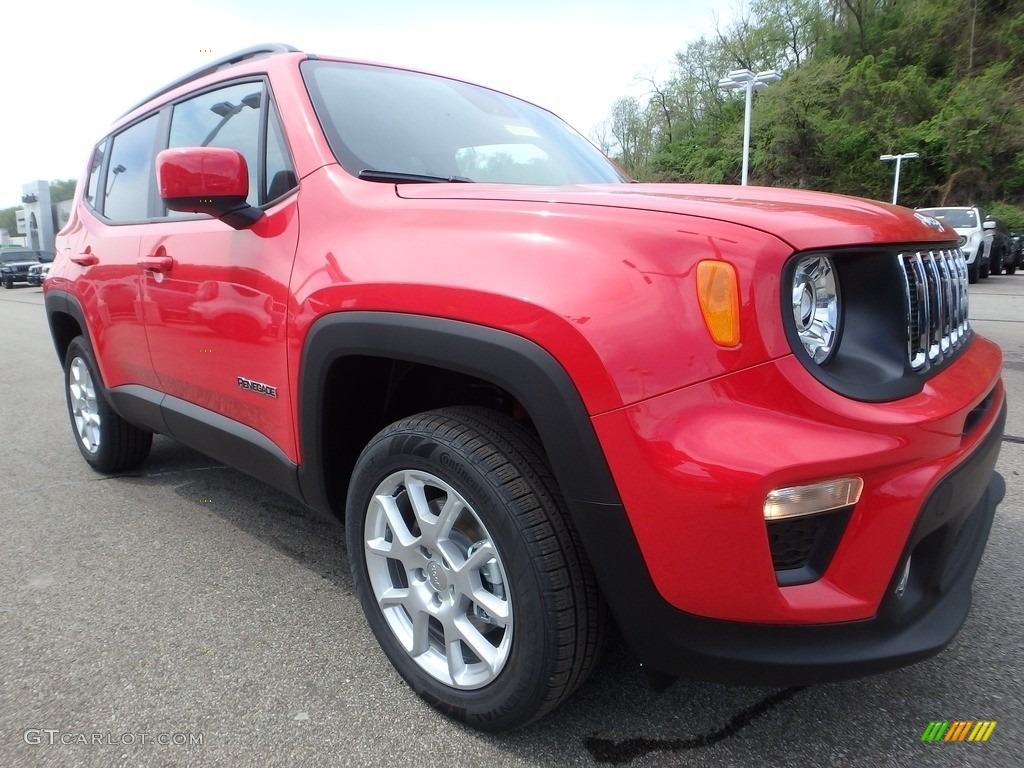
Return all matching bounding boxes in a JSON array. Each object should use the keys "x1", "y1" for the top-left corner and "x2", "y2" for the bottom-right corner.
[{"x1": 917, "y1": 207, "x2": 988, "y2": 282}]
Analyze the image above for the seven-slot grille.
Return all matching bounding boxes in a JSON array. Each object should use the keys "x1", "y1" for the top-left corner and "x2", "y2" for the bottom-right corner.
[{"x1": 897, "y1": 249, "x2": 970, "y2": 370}]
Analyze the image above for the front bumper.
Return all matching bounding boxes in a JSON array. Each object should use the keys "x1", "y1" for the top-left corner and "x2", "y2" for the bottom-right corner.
[
  {"x1": 574, "y1": 338, "x2": 1004, "y2": 683},
  {"x1": 574, "y1": 407, "x2": 1003, "y2": 684}
]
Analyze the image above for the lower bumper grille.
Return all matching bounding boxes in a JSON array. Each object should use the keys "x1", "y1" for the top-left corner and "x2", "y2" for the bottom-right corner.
[{"x1": 768, "y1": 508, "x2": 851, "y2": 586}]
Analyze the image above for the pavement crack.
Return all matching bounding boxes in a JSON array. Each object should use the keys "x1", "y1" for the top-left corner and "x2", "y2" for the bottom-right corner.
[
  {"x1": 583, "y1": 686, "x2": 807, "y2": 764},
  {"x1": 1002, "y1": 434, "x2": 1024, "y2": 445}
]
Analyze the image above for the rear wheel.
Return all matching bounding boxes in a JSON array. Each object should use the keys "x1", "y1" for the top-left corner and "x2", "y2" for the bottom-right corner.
[
  {"x1": 346, "y1": 406, "x2": 607, "y2": 731},
  {"x1": 64, "y1": 337, "x2": 153, "y2": 472}
]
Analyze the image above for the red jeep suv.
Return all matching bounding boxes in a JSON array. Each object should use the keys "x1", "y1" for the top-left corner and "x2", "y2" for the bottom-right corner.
[{"x1": 45, "y1": 45, "x2": 1005, "y2": 731}]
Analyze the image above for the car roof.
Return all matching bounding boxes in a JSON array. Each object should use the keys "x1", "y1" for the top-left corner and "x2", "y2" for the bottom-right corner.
[{"x1": 119, "y1": 43, "x2": 300, "y2": 118}]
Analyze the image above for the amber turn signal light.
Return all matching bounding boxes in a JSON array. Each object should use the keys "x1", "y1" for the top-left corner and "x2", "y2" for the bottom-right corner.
[{"x1": 696, "y1": 260, "x2": 740, "y2": 347}]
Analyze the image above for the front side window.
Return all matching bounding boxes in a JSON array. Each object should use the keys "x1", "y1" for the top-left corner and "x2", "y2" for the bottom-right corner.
[
  {"x1": 169, "y1": 81, "x2": 264, "y2": 209},
  {"x1": 301, "y1": 61, "x2": 627, "y2": 185},
  {"x1": 264, "y1": 99, "x2": 297, "y2": 202},
  {"x1": 103, "y1": 116, "x2": 160, "y2": 222},
  {"x1": 85, "y1": 139, "x2": 107, "y2": 210}
]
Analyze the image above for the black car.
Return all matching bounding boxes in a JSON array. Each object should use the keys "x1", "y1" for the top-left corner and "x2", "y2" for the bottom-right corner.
[
  {"x1": 1009, "y1": 231, "x2": 1023, "y2": 273},
  {"x1": 1, "y1": 248, "x2": 45, "y2": 288},
  {"x1": 984, "y1": 217, "x2": 1013, "y2": 274}
]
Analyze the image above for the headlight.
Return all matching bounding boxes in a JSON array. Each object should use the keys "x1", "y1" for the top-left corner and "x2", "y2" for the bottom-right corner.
[
  {"x1": 791, "y1": 255, "x2": 840, "y2": 364},
  {"x1": 958, "y1": 235, "x2": 967, "y2": 247}
]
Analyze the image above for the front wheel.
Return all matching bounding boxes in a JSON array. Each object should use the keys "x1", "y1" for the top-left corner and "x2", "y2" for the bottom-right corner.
[
  {"x1": 64, "y1": 337, "x2": 153, "y2": 472},
  {"x1": 2, "y1": 276, "x2": 11, "y2": 289},
  {"x1": 346, "y1": 407, "x2": 607, "y2": 731}
]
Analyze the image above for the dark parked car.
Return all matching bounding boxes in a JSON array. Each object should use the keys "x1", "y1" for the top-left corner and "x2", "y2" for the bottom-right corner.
[
  {"x1": 0, "y1": 248, "x2": 44, "y2": 288},
  {"x1": 1008, "y1": 231, "x2": 1023, "y2": 273},
  {"x1": 984, "y1": 217, "x2": 1013, "y2": 274}
]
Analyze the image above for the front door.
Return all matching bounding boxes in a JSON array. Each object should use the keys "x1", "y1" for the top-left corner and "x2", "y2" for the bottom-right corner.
[{"x1": 139, "y1": 80, "x2": 300, "y2": 460}]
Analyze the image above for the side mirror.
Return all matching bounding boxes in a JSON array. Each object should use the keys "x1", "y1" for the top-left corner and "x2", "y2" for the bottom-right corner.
[
  {"x1": 157, "y1": 147, "x2": 262, "y2": 229},
  {"x1": 983, "y1": 220, "x2": 996, "y2": 230}
]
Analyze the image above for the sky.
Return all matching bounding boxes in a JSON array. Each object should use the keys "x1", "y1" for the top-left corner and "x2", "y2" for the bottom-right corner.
[{"x1": 0, "y1": 0, "x2": 732, "y2": 210}]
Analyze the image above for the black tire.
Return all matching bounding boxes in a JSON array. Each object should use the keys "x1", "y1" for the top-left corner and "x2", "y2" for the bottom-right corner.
[
  {"x1": 968, "y1": 258, "x2": 979, "y2": 284},
  {"x1": 980, "y1": 257, "x2": 990, "y2": 279},
  {"x1": 2, "y1": 277, "x2": 11, "y2": 289},
  {"x1": 1008, "y1": 262, "x2": 1017, "y2": 275},
  {"x1": 64, "y1": 336, "x2": 153, "y2": 472},
  {"x1": 346, "y1": 406, "x2": 607, "y2": 731}
]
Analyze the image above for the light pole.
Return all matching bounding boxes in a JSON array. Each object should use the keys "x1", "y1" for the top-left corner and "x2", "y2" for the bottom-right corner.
[
  {"x1": 718, "y1": 68, "x2": 782, "y2": 186},
  {"x1": 879, "y1": 152, "x2": 919, "y2": 204}
]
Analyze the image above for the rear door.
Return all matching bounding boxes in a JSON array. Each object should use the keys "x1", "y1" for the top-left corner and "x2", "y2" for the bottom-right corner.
[{"x1": 72, "y1": 119, "x2": 162, "y2": 390}]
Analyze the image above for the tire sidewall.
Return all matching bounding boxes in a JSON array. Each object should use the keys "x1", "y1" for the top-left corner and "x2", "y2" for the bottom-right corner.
[
  {"x1": 346, "y1": 425, "x2": 553, "y2": 730},
  {"x1": 64, "y1": 338, "x2": 116, "y2": 470}
]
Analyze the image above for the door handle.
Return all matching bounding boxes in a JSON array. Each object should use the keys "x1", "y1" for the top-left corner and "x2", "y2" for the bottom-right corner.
[
  {"x1": 138, "y1": 255, "x2": 174, "y2": 272},
  {"x1": 71, "y1": 252, "x2": 98, "y2": 266}
]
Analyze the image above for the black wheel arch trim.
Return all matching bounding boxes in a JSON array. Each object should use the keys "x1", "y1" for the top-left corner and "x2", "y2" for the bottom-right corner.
[
  {"x1": 296, "y1": 311, "x2": 622, "y2": 515},
  {"x1": 44, "y1": 288, "x2": 81, "y2": 365}
]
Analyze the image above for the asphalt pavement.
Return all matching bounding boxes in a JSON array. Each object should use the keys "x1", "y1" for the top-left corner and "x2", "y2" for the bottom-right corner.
[{"x1": 1, "y1": 279, "x2": 1022, "y2": 768}]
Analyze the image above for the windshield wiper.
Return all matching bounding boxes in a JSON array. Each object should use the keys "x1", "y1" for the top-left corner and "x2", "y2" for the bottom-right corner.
[{"x1": 358, "y1": 170, "x2": 474, "y2": 184}]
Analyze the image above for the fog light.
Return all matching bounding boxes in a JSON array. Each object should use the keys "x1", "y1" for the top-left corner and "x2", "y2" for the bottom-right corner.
[{"x1": 763, "y1": 477, "x2": 863, "y2": 521}]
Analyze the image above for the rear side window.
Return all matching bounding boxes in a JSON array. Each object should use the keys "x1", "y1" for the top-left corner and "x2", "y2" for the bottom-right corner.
[{"x1": 103, "y1": 116, "x2": 160, "y2": 222}]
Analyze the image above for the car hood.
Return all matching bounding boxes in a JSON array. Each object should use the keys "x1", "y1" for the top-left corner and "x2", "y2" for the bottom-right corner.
[
  {"x1": 2, "y1": 259, "x2": 38, "y2": 267},
  {"x1": 396, "y1": 183, "x2": 955, "y2": 251}
]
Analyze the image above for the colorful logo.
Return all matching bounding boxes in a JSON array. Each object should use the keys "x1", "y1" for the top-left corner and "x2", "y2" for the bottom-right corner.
[{"x1": 921, "y1": 721, "x2": 997, "y2": 742}]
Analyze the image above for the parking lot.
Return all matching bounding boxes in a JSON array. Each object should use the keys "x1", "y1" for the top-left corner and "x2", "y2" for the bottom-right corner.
[{"x1": 1, "y1": 279, "x2": 1022, "y2": 767}]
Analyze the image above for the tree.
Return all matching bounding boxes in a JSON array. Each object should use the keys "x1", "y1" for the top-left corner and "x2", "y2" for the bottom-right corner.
[
  {"x1": 0, "y1": 207, "x2": 16, "y2": 236},
  {"x1": 608, "y1": 97, "x2": 656, "y2": 176},
  {"x1": 49, "y1": 179, "x2": 77, "y2": 203},
  {"x1": 920, "y1": 62, "x2": 1024, "y2": 205},
  {"x1": 599, "y1": 0, "x2": 1024, "y2": 212}
]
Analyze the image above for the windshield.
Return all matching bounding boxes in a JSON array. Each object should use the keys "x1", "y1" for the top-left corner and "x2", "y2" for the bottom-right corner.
[
  {"x1": 1, "y1": 251, "x2": 37, "y2": 264},
  {"x1": 919, "y1": 208, "x2": 979, "y2": 229},
  {"x1": 302, "y1": 61, "x2": 627, "y2": 185}
]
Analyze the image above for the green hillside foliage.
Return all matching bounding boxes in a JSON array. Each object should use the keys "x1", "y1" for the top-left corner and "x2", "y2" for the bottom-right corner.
[{"x1": 600, "y1": 0, "x2": 1024, "y2": 222}]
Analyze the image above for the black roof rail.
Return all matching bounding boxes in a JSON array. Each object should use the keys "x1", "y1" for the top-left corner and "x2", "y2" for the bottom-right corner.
[{"x1": 118, "y1": 43, "x2": 301, "y2": 118}]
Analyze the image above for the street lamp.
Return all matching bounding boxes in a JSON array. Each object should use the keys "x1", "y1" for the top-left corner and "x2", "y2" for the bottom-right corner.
[
  {"x1": 879, "y1": 152, "x2": 919, "y2": 204},
  {"x1": 718, "y1": 68, "x2": 782, "y2": 186}
]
